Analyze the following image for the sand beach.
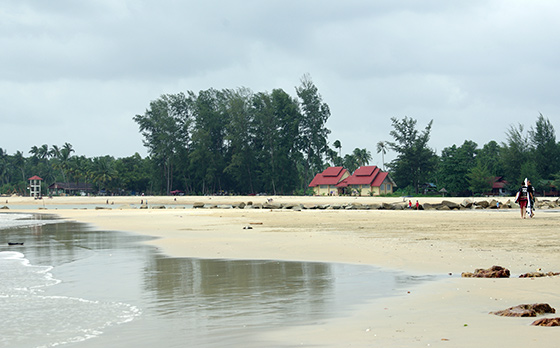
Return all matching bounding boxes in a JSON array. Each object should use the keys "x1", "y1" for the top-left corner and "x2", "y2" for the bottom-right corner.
[{"x1": 4, "y1": 195, "x2": 560, "y2": 347}]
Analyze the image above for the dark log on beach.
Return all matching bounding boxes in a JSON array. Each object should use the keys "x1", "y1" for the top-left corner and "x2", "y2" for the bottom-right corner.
[
  {"x1": 531, "y1": 318, "x2": 560, "y2": 326},
  {"x1": 490, "y1": 303, "x2": 555, "y2": 317},
  {"x1": 461, "y1": 265, "x2": 510, "y2": 278},
  {"x1": 8, "y1": 242, "x2": 24, "y2": 246}
]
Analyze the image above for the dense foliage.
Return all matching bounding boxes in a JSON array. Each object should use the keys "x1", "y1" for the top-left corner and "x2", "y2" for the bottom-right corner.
[{"x1": 1, "y1": 75, "x2": 560, "y2": 197}]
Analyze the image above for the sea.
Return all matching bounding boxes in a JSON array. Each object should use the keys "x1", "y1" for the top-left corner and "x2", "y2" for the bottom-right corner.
[{"x1": 0, "y1": 212, "x2": 441, "y2": 347}]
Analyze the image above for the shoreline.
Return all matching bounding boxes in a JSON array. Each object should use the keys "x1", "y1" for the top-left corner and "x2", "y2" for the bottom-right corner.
[{"x1": 5, "y1": 196, "x2": 560, "y2": 346}]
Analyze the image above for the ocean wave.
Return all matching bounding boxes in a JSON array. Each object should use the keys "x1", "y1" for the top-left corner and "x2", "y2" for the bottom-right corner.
[{"x1": 0, "y1": 251, "x2": 141, "y2": 347}]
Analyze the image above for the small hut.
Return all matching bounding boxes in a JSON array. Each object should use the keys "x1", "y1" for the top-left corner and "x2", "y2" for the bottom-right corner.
[{"x1": 28, "y1": 175, "x2": 43, "y2": 198}]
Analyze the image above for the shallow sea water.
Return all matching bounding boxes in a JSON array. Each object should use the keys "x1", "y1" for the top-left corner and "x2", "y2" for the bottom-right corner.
[{"x1": 0, "y1": 213, "x2": 440, "y2": 347}]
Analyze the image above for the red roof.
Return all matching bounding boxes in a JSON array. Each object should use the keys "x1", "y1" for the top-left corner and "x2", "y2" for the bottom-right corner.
[
  {"x1": 371, "y1": 171, "x2": 389, "y2": 187},
  {"x1": 308, "y1": 167, "x2": 349, "y2": 187},
  {"x1": 28, "y1": 175, "x2": 43, "y2": 181},
  {"x1": 492, "y1": 176, "x2": 507, "y2": 189},
  {"x1": 340, "y1": 166, "x2": 381, "y2": 186}
]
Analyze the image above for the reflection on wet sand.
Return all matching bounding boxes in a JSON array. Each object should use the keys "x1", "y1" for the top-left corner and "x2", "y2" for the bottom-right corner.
[{"x1": 0, "y1": 214, "x2": 437, "y2": 347}]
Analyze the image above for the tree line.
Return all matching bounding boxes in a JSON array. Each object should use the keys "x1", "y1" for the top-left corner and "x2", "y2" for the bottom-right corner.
[
  {"x1": 386, "y1": 114, "x2": 560, "y2": 196},
  {"x1": 1, "y1": 75, "x2": 559, "y2": 197}
]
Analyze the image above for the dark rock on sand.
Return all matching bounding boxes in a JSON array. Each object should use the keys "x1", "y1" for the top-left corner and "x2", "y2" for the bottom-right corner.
[
  {"x1": 193, "y1": 202, "x2": 205, "y2": 208},
  {"x1": 263, "y1": 203, "x2": 282, "y2": 210},
  {"x1": 519, "y1": 271, "x2": 560, "y2": 278},
  {"x1": 441, "y1": 200, "x2": 460, "y2": 210},
  {"x1": 461, "y1": 265, "x2": 510, "y2": 278},
  {"x1": 474, "y1": 200, "x2": 490, "y2": 208},
  {"x1": 531, "y1": 318, "x2": 560, "y2": 326},
  {"x1": 490, "y1": 303, "x2": 555, "y2": 317},
  {"x1": 231, "y1": 202, "x2": 246, "y2": 209}
]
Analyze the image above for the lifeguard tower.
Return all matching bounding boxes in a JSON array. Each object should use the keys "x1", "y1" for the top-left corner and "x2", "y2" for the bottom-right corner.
[{"x1": 28, "y1": 175, "x2": 43, "y2": 198}]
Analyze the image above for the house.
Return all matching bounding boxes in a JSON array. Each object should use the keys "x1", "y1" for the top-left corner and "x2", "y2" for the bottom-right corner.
[
  {"x1": 308, "y1": 166, "x2": 351, "y2": 195},
  {"x1": 336, "y1": 165, "x2": 396, "y2": 196},
  {"x1": 491, "y1": 177, "x2": 508, "y2": 196},
  {"x1": 49, "y1": 182, "x2": 94, "y2": 196}
]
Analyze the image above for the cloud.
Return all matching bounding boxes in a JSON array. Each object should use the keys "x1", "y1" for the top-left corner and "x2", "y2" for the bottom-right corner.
[{"x1": 1, "y1": 0, "x2": 560, "y2": 161}]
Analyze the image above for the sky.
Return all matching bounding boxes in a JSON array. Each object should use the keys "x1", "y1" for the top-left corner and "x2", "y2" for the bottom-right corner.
[{"x1": 2, "y1": 0, "x2": 560, "y2": 167}]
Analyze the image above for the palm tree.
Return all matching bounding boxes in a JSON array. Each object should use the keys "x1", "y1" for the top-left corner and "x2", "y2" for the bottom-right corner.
[
  {"x1": 343, "y1": 154, "x2": 359, "y2": 173},
  {"x1": 90, "y1": 156, "x2": 117, "y2": 192},
  {"x1": 353, "y1": 148, "x2": 372, "y2": 167},
  {"x1": 0, "y1": 148, "x2": 7, "y2": 185},
  {"x1": 59, "y1": 143, "x2": 75, "y2": 182},
  {"x1": 49, "y1": 145, "x2": 61, "y2": 159},
  {"x1": 13, "y1": 151, "x2": 26, "y2": 181},
  {"x1": 376, "y1": 141, "x2": 388, "y2": 171},
  {"x1": 38, "y1": 144, "x2": 49, "y2": 161},
  {"x1": 333, "y1": 140, "x2": 342, "y2": 158}
]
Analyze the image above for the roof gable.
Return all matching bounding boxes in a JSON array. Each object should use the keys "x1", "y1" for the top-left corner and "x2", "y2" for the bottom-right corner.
[
  {"x1": 308, "y1": 167, "x2": 349, "y2": 187},
  {"x1": 342, "y1": 166, "x2": 380, "y2": 186},
  {"x1": 371, "y1": 171, "x2": 389, "y2": 187}
]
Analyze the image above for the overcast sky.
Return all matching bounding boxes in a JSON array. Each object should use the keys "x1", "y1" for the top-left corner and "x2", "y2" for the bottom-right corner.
[{"x1": 2, "y1": 1, "x2": 559, "y2": 167}]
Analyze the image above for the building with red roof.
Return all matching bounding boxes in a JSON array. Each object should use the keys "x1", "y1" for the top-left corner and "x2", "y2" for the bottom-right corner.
[
  {"x1": 28, "y1": 175, "x2": 43, "y2": 198},
  {"x1": 336, "y1": 165, "x2": 396, "y2": 196},
  {"x1": 491, "y1": 176, "x2": 508, "y2": 196},
  {"x1": 308, "y1": 166, "x2": 350, "y2": 195}
]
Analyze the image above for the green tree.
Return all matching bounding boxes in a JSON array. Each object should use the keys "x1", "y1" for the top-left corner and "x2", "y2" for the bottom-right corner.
[
  {"x1": 134, "y1": 93, "x2": 192, "y2": 194},
  {"x1": 437, "y1": 140, "x2": 478, "y2": 195},
  {"x1": 343, "y1": 153, "x2": 359, "y2": 173},
  {"x1": 333, "y1": 140, "x2": 342, "y2": 158},
  {"x1": 295, "y1": 74, "x2": 331, "y2": 190},
  {"x1": 352, "y1": 148, "x2": 372, "y2": 167},
  {"x1": 223, "y1": 87, "x2": 256, "y2": 193},
  {"x1": 529, "y1": 113, "x2": 559, "y2": 179},
  {"x1": 376, "y1": 141, "x2": 388, "y2": 171},
  {"x1": 388, "y1": 116, "x2": 437, "y2": 194},
  {"x1": 189, "y1": 89, "x2": 228, "y2": 194},
  {"x1": 475, "y1": 140, "x2": 502, "y2": 177},
  {"x1": 90, "y1": 156, "x2": 117, "y2": 192},
  {"x1": 500, "y1": 124, "x2": 531, "y2": 185},
  {"x1": 467, "y1": 162, "x2": 493, "y2": 195}
]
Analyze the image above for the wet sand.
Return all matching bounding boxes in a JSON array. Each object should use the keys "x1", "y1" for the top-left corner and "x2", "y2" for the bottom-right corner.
[{"x1": 7, "y1": 195, "x2": 560, "y2": 347}]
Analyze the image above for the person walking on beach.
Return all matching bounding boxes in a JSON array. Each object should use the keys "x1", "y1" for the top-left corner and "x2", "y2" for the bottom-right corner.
[
  {"x1": 515, "y1": 180, "x2": 530, "y2": 219},
  {"x1": 527, "y1": 179, "x2": 535, "y2": 218}
]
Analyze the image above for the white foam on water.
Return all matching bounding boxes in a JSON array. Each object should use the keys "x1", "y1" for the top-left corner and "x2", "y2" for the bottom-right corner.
[
  {"x1": 0, "y1": 213, "x2": 54, "y2": 230},
  {"x1": 0, "y1": 251, "x2": 141, "y2": 348}
]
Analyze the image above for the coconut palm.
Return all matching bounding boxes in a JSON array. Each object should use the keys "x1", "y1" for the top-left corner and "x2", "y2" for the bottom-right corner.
[
  {"x1": 333, "y1": 140, "x2": 342, "y2": 158},
  {"x1": 376, "y1": 141, "x2": 388, "y2": 171},
  {"x1": 353, "y1": 147, "x2": 372, "y2": 167}
]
